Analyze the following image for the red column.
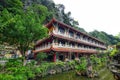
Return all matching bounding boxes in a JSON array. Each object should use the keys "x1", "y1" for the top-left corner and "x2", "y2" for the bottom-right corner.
[
  {"x1": 53, "y1": 53, "x2": 56, "y2": 62},
  {"x1": 34, "y1": 53, "x2": 37, "y2": 59},
  {"x1": 76, "y1": 53, "x2": 78, "y2": 58}
]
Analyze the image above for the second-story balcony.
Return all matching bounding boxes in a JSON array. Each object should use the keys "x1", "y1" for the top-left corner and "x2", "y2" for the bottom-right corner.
[
  {"x1": 35, "y1": 43, "x2": 51, "y2": 52},
  {"x1": 34, "y1": 40, "x2": 99, "y2": 53}
]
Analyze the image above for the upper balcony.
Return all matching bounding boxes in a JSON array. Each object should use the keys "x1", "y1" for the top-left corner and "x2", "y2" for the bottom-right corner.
[{"x1": 52, "y1": 29, "x2": 106, "y2": 49}]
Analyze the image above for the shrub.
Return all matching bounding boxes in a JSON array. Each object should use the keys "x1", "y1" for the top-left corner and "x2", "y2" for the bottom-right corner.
[
  {"x1": 0, "y1": 58, "x2": 35, "y2": 80},
  {"x1": 75, "y1": 57, "x2": 87, "y2": 72}
]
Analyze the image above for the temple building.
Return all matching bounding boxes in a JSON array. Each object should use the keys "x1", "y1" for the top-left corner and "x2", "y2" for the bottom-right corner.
[{"x1": 34, "y1": 18, "x2": 107, "y2": 62}]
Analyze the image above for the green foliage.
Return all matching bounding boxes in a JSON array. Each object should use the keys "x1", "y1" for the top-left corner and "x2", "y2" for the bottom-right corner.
[
  {"x1": 0, "y1": 1, "x2": 48, "y2": 57},
  {"x1": 89, "y1": 30, "x2": 120, "y2": 45},
  {"x1": 74, "y1": 26, "x2": 87, "y2": 33},
  {"x1": 0, "y1": 8, "x2": 48, "y2": 46},
  {"x1": 0, "y1": 74, "x2": 15, "y2": 80},
  {"x1": 0, "y1": 58, "x2": 80, "y2": 79},
  {"x1": 101, "y1": 57, "x2": 107, "y2": 62},
  {"x1": 116, "y1": 42, "x2": 120, "y2": 48},
  {"x1": 110, "y1": 48, "x2": 118, "y2": 56},
  {"x1": 110, "y1": 43, "x2": 120, "y2": 56},
  {"x1": 0, "y1": 58, "x2": 36, "y2": 80},
  {"x1": 55, "y1": 61, "x2": 65, "y2": 67},
  {"x1": 116, "y1": 32, "x2": 120, "y2": 40},
  {"x1": 0, "y1": 64, "x2": 2, "y2": 71},
  {"x1": 68, "y1": 60, "x2": 76, "y2": 66},
  {"x1": 75, "y1": 57, "x2": 87, "y2": 72},
  {"x1": 90, "y1": 54, "x2": 107, "y2": 71},
  {"x1": 0, "y1": 0, "x2": 23, "y2": 14},
  {"x1": 36, "y1": 52, "x2": 47, "y2": 63},
  {"x1": 90, "y1": 55, "x2": 101, "y2": 65}
]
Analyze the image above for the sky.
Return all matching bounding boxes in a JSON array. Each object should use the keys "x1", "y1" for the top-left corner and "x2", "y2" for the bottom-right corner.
[{"x1": 53, "y1": 0, "x2": 120, "y2": 36}]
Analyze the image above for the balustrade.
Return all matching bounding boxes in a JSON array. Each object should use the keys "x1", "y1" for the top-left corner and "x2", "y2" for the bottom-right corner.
[
  {"x1": 36, "y1": 40, "x2": 98, "y2": 52},
  {"x1": 35, "y1": 43, "x2": 51, "y2": 51},
  {"x1": 49, "y1": 29, "x2": 106, "y2": 49}
]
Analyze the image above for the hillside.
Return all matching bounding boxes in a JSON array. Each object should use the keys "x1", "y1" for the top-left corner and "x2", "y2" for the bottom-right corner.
[
  {"x1": 0, "y1": 0, "x2": 119, "y2": 45},
  {"x1": 89, "y1": 30, "x2": 120, "y2": 45}
]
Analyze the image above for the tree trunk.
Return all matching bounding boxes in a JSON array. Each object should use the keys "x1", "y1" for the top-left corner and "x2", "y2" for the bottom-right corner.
[
  {"x1": 19, "y1": 49, "x2": 27, "y2": 66},
  {"x1": 18, "y1": 44, "x2": 29, "y2": 66}
]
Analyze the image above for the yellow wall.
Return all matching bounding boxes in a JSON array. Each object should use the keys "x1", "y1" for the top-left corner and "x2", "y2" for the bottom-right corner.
[{"x1": 49, "y1": 26, "x2": 55, "y2": 33}]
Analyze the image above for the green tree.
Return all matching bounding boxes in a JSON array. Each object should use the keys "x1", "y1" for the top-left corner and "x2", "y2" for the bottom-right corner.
[
  {"x1": 116, "y1": 32, "x2": 120, "y2": 40},
  {"x1": 36, "y1": 52, "x2": 47, "y2": 64},
  {"x1": 0, "y1": 0, "x2": 23, "y2": 14},
  {"x1": 0, "y1": 3, "x2": 48, "y2": 61},
  {"x1": 89, "y1": 30, "x2": 120, "y2": 45}
]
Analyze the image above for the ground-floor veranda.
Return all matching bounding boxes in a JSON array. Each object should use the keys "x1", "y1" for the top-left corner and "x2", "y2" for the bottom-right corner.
[{"x1": 35, "y1": 51, "x2": 97, "y2": 62}]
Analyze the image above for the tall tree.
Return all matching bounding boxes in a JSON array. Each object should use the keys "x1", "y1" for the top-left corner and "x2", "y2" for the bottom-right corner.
[{"x1": 0, "y1": 2, "x2": 48, "y2": 59}]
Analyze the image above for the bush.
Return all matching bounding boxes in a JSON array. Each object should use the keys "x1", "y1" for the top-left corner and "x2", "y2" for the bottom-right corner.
[
  {"x1": 75, "y1": 57, "x2": 87, "y2": 72},
  {"x1": 36, "y1": 52, "x2": 47, "y2": 64},
  {"x1": 0, "y1": 58, "x2": 35, "y2": 80},
  {"x1": 0, "y1": 74, "x2": 15, "y2": 80}
]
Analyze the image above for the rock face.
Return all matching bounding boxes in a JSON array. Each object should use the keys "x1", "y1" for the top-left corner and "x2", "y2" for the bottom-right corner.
[
  {"x1": 110, "y1": 57, "x2": 120, "y2": 80},
  {"x1": 48, "y1": 69, "x2": 56, "y2": 75},
  {"x1": 110, "y1": 52, "x2": 120, "y2": 79}
]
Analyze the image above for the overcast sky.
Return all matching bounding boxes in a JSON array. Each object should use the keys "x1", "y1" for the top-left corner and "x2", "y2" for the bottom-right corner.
[{"x1": 53, "y1": 0, "x2": 120, "y2": 36}]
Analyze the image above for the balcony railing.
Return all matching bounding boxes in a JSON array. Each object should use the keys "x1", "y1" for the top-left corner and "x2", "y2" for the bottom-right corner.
[
  {"x1": 53, "y1": 30, "x2": 106, "y2": 49},
  {"x1": 35, "y1": 43, "x2": 51, "y2": 51},
  {"x1": 35, "y1": 42, "x2": 97, "y2": 52},
  {"x1": 53, "y1": 43, "x2": 97, "y2": 51}
]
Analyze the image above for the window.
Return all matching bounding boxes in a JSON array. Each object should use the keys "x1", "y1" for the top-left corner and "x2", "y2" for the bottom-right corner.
[
  {"x1": 76, "y1": 34, "x2": 80, "y2": 39},
  {"x1": 72, "y1": 43, "x2": 75, "y2": 48},
  {"x1": 69, "y1": 31, "x2": 74, "y2": 37},
  {"x1": 69, "y1": 42, "x2": 74, "y2": 47},
  {"x1": 58, "y1": 40, "x2": 65, "y2": 46},
  {"x1": 58, "y1": 26, "x2": 65, "y2": 34},
  {"x1": 78, "y1": 44, "x2": 81, "y2": 48}
]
